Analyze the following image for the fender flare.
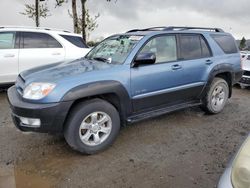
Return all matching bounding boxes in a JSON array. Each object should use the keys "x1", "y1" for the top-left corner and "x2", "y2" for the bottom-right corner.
[
  {"x1": 61, "y1": 80, "x2": 132, "y2": 121},
  {"x1": 201, "y1": 63, "x2": 234, "y2": 98}
]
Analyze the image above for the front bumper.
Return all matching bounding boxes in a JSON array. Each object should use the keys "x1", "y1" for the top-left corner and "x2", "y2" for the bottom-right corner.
[
  {"x1": 239, "y1": 76, "x2": 250, "y2": 86},
  {"x1": 7, "y1": 86, "x2": 73, "y2": 133}
]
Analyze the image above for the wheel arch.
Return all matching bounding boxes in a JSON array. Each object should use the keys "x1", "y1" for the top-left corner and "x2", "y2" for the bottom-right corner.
[
  {"x1": 203, "y1": 64, "x2": 234, "y2": 98},
  {"x1": 61, "y1": 81, "x2": 132, "y2": 128}
]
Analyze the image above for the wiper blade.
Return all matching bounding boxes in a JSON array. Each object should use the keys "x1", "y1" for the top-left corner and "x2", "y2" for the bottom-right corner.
[{"x1": 93, "y1": 57, "x2": 109, "y2": 63}]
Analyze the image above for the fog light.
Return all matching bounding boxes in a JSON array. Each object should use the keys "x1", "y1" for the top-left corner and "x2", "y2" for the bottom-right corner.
[{"x1": 19, "y1": 117, "x2": 41, "y2": 127}]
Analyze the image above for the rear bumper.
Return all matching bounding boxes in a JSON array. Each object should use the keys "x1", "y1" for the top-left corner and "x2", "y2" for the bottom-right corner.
[
  {"x1": 7, "y1": 86, "x2": 73, "y2": 133},
  {"x1": 217, "y1": 167, "x2": 233, "y2": 188}
]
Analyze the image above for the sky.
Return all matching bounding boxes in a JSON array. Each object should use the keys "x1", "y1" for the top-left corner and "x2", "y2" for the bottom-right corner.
[{"x1": 0, "y1": 0, "x2": 250, "y2": 41}]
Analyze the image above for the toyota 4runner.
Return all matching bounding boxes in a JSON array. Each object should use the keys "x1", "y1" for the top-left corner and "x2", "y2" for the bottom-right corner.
[{"x1": 7, "y1": 26, "x2": 242, "y2": 154}]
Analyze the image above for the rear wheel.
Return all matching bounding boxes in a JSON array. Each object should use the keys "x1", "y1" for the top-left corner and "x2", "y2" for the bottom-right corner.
[
  {"x1": 64, "y1": 99, "x2": 120, "y2": 154},
  {"x1": 201, "y1": 77, "x2": 229, "y2": 114}
]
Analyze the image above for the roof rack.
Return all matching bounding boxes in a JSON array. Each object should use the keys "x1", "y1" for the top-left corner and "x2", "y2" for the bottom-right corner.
[
  {"x1": 0, "y1": 25, "x2": 71, "y2": 33},
  {"x1": 126, "y1": 26, "x2": 224, "y2": 33}
]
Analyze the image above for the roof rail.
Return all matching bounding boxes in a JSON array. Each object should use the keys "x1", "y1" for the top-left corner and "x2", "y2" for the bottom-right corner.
[
  {"x1": 0, "y1": 25, "x2": 71, "y2": 33},
  {"x1": 126, "y1": 27, "x2": 167, "y2": 33},
  {"x1": 164, "y1": 26, "x2": 224, "y2": 32},
  {"x1": 126, "y1": 26, "x2": 224, "y2": 33}
]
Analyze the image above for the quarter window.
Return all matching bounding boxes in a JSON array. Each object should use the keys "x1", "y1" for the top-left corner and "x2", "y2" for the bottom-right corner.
[
  {"x1": 60, "y1": 35, "x2": 87, "y2": 48},
  {"x1": 22, "y1": 32, "x2": 62, "y2": 48},
  {"x1": 211, "y1": 34, "x2": 238, "y2": 54},
  {"x1": 139, "y1": 35, "x2": 177, "y2": 63},
  {"x1": 0, "y1": 32, "x2": 15, "y2": 49}
]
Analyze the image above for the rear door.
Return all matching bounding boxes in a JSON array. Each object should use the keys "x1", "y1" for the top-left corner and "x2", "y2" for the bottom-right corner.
[
  {"x1": 0, "y1": 31, "x2": 19, "y2": 84},
  {"x1": 18, "y1": 32, "x2": 65, "y2": 73},
  {"x1": 176, "y1": 33, "x2": 213, "y2": 91},
  {"x1": 59, "y1": 34, "x2": 90, "y2": 58}
]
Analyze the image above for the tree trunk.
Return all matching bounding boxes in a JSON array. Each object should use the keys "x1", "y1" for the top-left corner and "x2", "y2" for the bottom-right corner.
[
  {"x1": 80, "y1": 0, "x2": 87, "y2": 42},
  {"x1": 72, "y1": 0, "x2": 79, "y2": 33},
  {"x1": 35, "y1": 0, "x2": 39, "y2": 27}
]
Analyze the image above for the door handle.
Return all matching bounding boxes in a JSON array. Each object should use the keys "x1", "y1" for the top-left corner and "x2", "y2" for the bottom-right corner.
[
  {"x1": 171, "y1": 64, "x2": 182, "y2": 70},
  {"x1": 4, "y1": 54, "x2": 15, "y2": 58},
  {"x1": 52, "y1": 52, "x2": 61, "y2": 56},
  {"x1": 205, "y1": 59, "x2": 213, "y2": 65}
]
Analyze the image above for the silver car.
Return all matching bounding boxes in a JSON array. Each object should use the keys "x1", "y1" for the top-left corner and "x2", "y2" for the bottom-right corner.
[
  {"x1": 218, "y1": 134, "x2": 250, "y2": 188},
  {"x1": 239, "y1": 51, "x2": 250, "y2": 88}
]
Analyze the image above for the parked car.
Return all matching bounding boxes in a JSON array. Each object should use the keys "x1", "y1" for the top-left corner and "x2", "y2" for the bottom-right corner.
[
  {"x1": 0, "y1": 26, "x2": 90, "y2": 85},
  {"x1": 239, "y1": 51, "x2": 250, "y2": 88},
  {"x1": 7, "y1": 26, "x2": 242, "y2": 154},
  {"x1": 218, "y1": 134, "x2": 250, "y2": 188}
]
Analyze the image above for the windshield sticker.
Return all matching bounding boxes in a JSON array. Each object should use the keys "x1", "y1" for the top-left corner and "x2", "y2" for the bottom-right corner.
[{"x1": 129, "y1": 35, "x2": 144, "y2": 41}]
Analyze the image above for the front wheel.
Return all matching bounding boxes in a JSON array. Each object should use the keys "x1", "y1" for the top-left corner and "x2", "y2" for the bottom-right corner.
[
  {"x1": 201, "y1": 77, "x2": 229, "y2": 114},
  {"x1": 64, "y1": 99, "x2": 120, "y2": 154}
]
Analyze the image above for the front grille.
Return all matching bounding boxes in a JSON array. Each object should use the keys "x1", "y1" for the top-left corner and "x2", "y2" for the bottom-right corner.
[
  {"x1": 15, "y1": 75, "x2": 25, "y2": 95},
  {"x1": 243, "y1": 71, "x2": 250, "y2": 77}
]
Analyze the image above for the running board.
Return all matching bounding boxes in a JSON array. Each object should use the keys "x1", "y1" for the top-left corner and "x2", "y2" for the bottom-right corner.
[{"x1": 127, "y1": 101, "x2": 202, "y2": 123}]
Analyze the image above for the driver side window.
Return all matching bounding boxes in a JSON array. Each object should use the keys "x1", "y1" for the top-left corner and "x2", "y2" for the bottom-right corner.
[{"x1": 140, "y1": 35, "x2": 177, "y2": 64}]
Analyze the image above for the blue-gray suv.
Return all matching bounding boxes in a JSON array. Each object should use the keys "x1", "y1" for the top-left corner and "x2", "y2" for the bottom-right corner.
[{"x1": 7, "y1": 26, "x2": 242, "y2": 154}]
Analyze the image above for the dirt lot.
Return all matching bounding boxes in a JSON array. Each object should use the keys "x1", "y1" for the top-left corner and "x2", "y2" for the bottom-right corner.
[{"x1": 0, "y1": 87, "x2": 249, "y2": 188}]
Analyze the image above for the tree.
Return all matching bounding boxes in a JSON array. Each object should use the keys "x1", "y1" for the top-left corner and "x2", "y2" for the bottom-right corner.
[
  {"x1": 239, "y1": 37, "x2": 247, "y2": 50},
  {"x1": 72, "y1": 0, "x2": 79, "y2": 33},
  {"x1": 57, "y1": 0, "x2": 114, "y2": 41},
  {"x1": 20, "y1": 0, "x2": 50, "y2": 27}
]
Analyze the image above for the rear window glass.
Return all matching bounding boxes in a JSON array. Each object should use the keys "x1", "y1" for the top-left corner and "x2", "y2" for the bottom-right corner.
[
  {"x1": 179, "y1": 34, "x2": 211, "y2": 60},
  {"x1": 179, "y1": 35, "x2": 201, "y2": 60},
  {"x1": 200, "y1": 36, "x2": 211, "y2": 57},
  {"x1": 60, "y1": 35, "x2": 87, "y2": 48},
  {"x1": 211, "y1": 34, "x2": 238, "y2": 54},
  {"x1": 22, "y1": 32, "x2": 62, "y2": 48}
]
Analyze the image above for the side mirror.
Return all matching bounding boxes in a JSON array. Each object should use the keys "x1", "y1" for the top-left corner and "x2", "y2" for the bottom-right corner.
[{"x1": 134, "y1": 52, "x2": 156, "y2": 66}]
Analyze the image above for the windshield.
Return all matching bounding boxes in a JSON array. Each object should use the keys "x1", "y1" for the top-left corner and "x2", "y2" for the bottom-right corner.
[{"x1": 86, "y1": 35, "x2": 144, "y2": 64}]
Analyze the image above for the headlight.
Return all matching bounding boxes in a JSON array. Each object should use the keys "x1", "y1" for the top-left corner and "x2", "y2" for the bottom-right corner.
[
  {"x1": 23, "y1": 82, "x2": 56, "y2": 100},
  {"x1": 232, "y1": 136, "x2": 250, "y2": 188}
]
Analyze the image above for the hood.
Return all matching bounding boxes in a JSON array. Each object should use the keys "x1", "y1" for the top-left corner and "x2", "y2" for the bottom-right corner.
[{"x1": 20, "y1": 58, "x2": 117, "y2": 83}]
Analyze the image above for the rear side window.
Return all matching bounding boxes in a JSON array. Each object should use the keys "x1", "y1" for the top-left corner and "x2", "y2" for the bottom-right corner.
[
  {"x1": 60, "y1": 35, "x2": 87, "y2": 48},
  {"x1": 211, "y1": 34, "x2": 238, "y2": 54},
  {"x1": 0, "y1": 32, "x2": 15, "y2": 49},
  {"x1": 179, "y1": 34, "x2": 211, "y2": 60},
  {"x1": 21, "y1": 32, "x2": 62, "y2": 48}
]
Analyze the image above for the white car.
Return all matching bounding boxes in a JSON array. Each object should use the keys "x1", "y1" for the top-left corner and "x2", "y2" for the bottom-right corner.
[
  {"x1": 239, "y1": 51, "x2": 250, "y2": 88},
  {"x1": 0, "y1": 26, "x2": 90, "y2": 85}
]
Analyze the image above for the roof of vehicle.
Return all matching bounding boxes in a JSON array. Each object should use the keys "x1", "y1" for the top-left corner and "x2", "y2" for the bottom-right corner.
[{"x1": 0, "y1": 26, "x2": 82, "y2": 37}]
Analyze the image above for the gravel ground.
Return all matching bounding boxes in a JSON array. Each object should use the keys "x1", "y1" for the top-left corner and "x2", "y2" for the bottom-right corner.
[{"x1": 0, "y1": 87, "x2": 249, "y2": 188}]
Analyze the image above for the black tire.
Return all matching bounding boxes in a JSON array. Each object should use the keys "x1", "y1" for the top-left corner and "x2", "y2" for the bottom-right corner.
[
  {"x1": 64, "y1": 98, "x2": 120, "y2": 154},
  {"x1": 201, "y1": 77, "x2": 229, "y2": 114}
]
